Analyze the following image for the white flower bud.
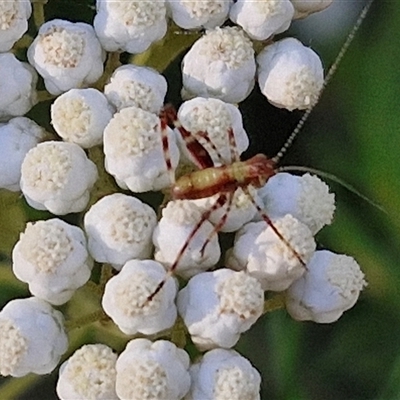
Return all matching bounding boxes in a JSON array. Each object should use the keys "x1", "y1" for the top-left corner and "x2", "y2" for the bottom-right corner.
[
  {"x1": 0, "y1": 117, "x2": 45, "y2": 191},
  {"x1": 104, "y1": 64, "x2": 167, "y2": 113},
  {"x1": 103, "y1": 106, "x2": 179, "y2": 192},
  {"x1": 193, "y1": 187, "x2": 261, "y2": 233},
  {"x1": 20, "y1": 141, "x2": 98, "y2": 215},
  {"x1": 291, "y1": 0, "x2": 333, "y2": 19},
  {"x1": 0, "y1": 297, "x2": 68, "y2": 377},
  {"x1": 153, "y1": 200, "x2": 221, "y2": 279},
  {"x1": 188, "y1": 348, "x2": 261, "y2": 400},
  {"x1": 116, "y1": 339, "x2": 190, "y2": 400},
  {"x1": 286, "y1": 250, "x2": 367, "y2": 323},
  {"x1": 177, "y1": 269, "x2": 264, "y2": 350},
  {"x1": 0, "y1": 0, "x2": 32, "y2": 52},
  {"x1": 51, "y1": 88, "x2": 113, "y2": 148},
  {"x1": 12, "y1": 219, "x2": 93, "y2": 305},
  {"x1": 257, "y1": 173, "x2": 335, "y2": 234},
  {"x1": 94, "y1": 0, "x2": 167, "y2": 54},
  {"x1": 0, "y1": 53, "x2": 38, "y2": 121},
  {"x1": 176, "y1": 97, "x2": 249, "y2": 167},
  {"x1": 84, "y1": 193, "x2": 157, "y2": 270},
  {"x1": 27, "y1": 19, "x2": 105, "y2": 95},
  {"x1": 166, "y1": 0, "x2": 233, "y2": 30},
  {"x1": 230, "y1": 0, "x2": 294, "y2": 40},
  {"x1": 182, "y1": 27, "x2": 256, "y2": 103},
  {"x1": 57, "y1": 344, "x2": 118, "y2": 400},
  {"x1": 102, "y1": 260, "x2": 178, "y2": 335},
  {"x1": 226, "y1": 215, "x2": 316, "y2": 291},
  {"x1": 257, "y1": 38, "x2": 324, "y2": 111}
]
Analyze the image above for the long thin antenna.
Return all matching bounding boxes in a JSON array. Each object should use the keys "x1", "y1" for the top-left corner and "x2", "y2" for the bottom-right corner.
[
  {"x1": 272, "y1": 0, "x2": 374, "y2": 164},
  {"x1": 278, "y1": 165, "x2": 387, "y2": 214}
]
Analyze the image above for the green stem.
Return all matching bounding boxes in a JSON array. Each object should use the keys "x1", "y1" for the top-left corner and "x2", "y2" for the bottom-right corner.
[
  {"x1": 264, "y1": 294, "x2": 286, "y2": 314},
  {"x1": 65, "y1": 309, "x2": 107, "y2": 332},
  {"x1": 32, "y1": 0, "x2": 48, "y2": 29}
]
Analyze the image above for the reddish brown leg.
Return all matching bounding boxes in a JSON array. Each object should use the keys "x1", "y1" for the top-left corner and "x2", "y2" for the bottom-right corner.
[
  {"x1": 147, "y1": 193, "x2": 228, "y2": 302},
  {"x1": 159, "y1": 110, "x2": 176, "y2": 185},
  {"x1": 162, "y1": 104, "x2": 214, "y2": 169},
  {"x1": 241, "y1": 186, "x2": 306, "y2": 267},
  {"x1": 199, "y1": 191, "x2": 234, "y2": 257},
  {"x1": 227, "y1": 127, "x2": 240, "y2": 163}
]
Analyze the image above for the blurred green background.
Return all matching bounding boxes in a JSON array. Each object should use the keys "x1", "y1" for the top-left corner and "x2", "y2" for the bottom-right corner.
[{"x1": 1, "y1": 0, "x2": 399, "y2": 399}]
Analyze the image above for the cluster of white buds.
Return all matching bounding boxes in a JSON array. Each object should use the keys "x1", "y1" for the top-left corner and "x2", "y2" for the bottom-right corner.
[{"x1": 0, "y1": 0, "x2": 371, "y2": 397}]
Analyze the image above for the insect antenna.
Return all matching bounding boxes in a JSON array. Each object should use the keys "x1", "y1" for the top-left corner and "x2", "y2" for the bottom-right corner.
[
  {"x1": 272, "y1": 0, "x2": 375, "y2": 165},
  {"x1": 278, "y1": 165, "x2": 386, "y2": 213}
]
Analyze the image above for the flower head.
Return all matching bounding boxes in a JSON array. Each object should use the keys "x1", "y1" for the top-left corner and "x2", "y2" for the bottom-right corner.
[
  {"x1": 104, "y1": 64, "x2": 167, "y2": 113},
  {"x1": 176, "y1": 97, "x2": 249, "y2": 167},
  {"x1": 286, "y1": 250, "x2": 367, "y2": 323},
  {"x1": 57, "y1": 344, "x2": 118, "y2": 400},
  {"x1": 177, "y1": 269, "x2": 264, "y2": 350},
  {"x1": 230, "y1": 0, "x2": 294, "y2": 40},
  {"x1": 84, "y1": 193, "x2": 157, "y2": 270},
  {"x1": 153, "y1": 200, "x2": 221, "y2": 278},
  {"x1": 258, "y1": 172, "x2": 335, "y2": 234},
  {"x1": 27, "y1": 19, "x2": 105, "y2": 95},
  {"x1": 166, "y1": 0, "x2": 232, "y2": 30},
  {"x1": 20, "y1": 141, "x2": 98, "y2": 214},
  {"x1": 94, "y1": 0, "x2": 167, "y2": 54},
  {"x1": 291, "y1": 0, "x2": 333, "y2": 19},
  {"x1": 182, "y1": 27, "x2": 256, "y2": 103},
  {"x1": 257, "y1": 37, "x2": 324, "y2": 110},
  {"x1": 103, "y1": 106, "x2": 179, "y2": 192},
  {"x1": 226, "y1": 215, "x2": 316, "y2": 291},
  {"x1": 188, "y1": 348, "x2": 261, "y2": 400},
  {"x1": 51, "y1": 88, "x2": 114, "y2": 148},
  {"x1": 115, "y1": 339, "x2": 190, "y2": 400},
  {"x1": 102, "y1": 259, "x2": 178, "y2": 335},
  {"x1": 0, "y1": 297, "x2": 68, "y2": 377}
]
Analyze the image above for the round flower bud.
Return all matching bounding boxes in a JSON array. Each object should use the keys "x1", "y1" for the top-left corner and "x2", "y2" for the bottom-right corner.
[
  {"x1": 20, "y1": 141, "x2": 98, "y2": 215},
  {"x1": 103, "y1": 106, "x2": 180, "y2": 193},
  {"x1": 226, "y1": 215, "x2": 316, "y2": 291},
  {"x1": 104, "y1": 64, "x2": 167, "y2": 113},
  {"x1": 115, "y1": 339, "x2": 190, "y2": 400},
  {"x1": 176, "y1": 97, "x2": 249, "y2": 167},
  {"x1": 102, "y1": 259, "x2": 178, "y2": 335},
  {"x1": 94, "y1": 0, "x2": 167, "y2": 54},
  {"x1": 182, "y1": 27, "x2": 256, "y2": 103},
  {"x1": 51, "y1": 88, "x2": 114, "y2": 148},
  {"x1": 153, "y1": 200, "x2": 221, "y2": 279},
  {"x1": 257, "y1": 37, "x2": 324, "y2": 111},
  {"x1": 188, "y1": 348, "x2": 261, "y2": 400},
  {"x1": 0, "y1": 0, "x2": 32, "y2": 52},
  {"x1": 0, "y1": 117, "x2": 45, "y2": 191},
  {"x1": 286, "y1": 250, "x2": 367, "y2": 323},
  {"x1": 0, "y1": 53, "x2": 38, "y2": 121},
  {"x1": 193, "y1": 186, "x2": 261, "y2": 233},
  {"x1": 257, "y1": 173, "x2": 335, "y2": 234},
  {"x1": 12, "y1": 219, "x2": 93, "y2": 305},
  {"x1": 291, "y1": 0, "x2": 333, "y2": 19},
  {"x1": 166, "y1": 0, "x2": 232, "y2": 30},
  {"x1": 84, "y1": 193, "x2": 157, "y2": 270},
  {"x1": 27, "y1": 19, "x2": 105, "y2": 95},
  {"x1": 0, "y1": 297, "x2": 68, "y2": 377},
  {"x1": 229, "y1": 0, "x2": 294, "y2": 40},
  {"x1": 177, "y1": 269, "x2": 264, "y2": 350},
  {"x1": 57, "y1": 344, "x2": 118, "y2": 400}
]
